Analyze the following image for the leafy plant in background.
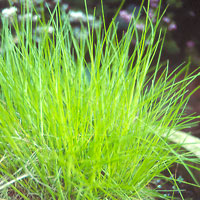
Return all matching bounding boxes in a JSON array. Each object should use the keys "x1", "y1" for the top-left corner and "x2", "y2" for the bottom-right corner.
[{"x1": 0, "y1": 1, "x2": 199, "y2": 199}]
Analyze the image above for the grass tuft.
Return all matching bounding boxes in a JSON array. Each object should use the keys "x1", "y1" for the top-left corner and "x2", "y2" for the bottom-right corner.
[{"x1": 0, "y1": 1, "x2": 199, "y2": 199}]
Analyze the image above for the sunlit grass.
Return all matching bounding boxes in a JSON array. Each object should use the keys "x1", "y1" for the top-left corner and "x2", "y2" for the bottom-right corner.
[{"x1": 0, "y1": 1, "x2": 199, "y2": 199}]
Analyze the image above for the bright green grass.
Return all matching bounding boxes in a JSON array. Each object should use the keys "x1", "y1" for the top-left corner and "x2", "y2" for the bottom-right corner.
[{"x1": 0, "y1": 1, "x2": 199, "y2": 199}]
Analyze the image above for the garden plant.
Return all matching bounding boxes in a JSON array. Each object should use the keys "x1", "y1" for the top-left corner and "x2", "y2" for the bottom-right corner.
[{"x1": 0, "y1": 0, "x2": 199, "y2": 199}]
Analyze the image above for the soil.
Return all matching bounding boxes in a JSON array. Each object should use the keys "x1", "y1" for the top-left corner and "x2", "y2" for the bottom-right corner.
[{"x1": 150, "y1": 163, "x2": 200, "y2": 200}]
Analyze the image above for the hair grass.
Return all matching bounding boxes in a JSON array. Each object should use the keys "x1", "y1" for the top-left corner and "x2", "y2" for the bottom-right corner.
[{"x1": 0, "y1": 1, "x2": 200, "y2": 199}]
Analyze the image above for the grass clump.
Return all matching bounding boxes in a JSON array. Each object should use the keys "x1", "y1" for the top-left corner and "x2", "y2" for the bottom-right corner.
[{"x1": 0, "y1": 1, "x2": 199, "y2": 199}]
